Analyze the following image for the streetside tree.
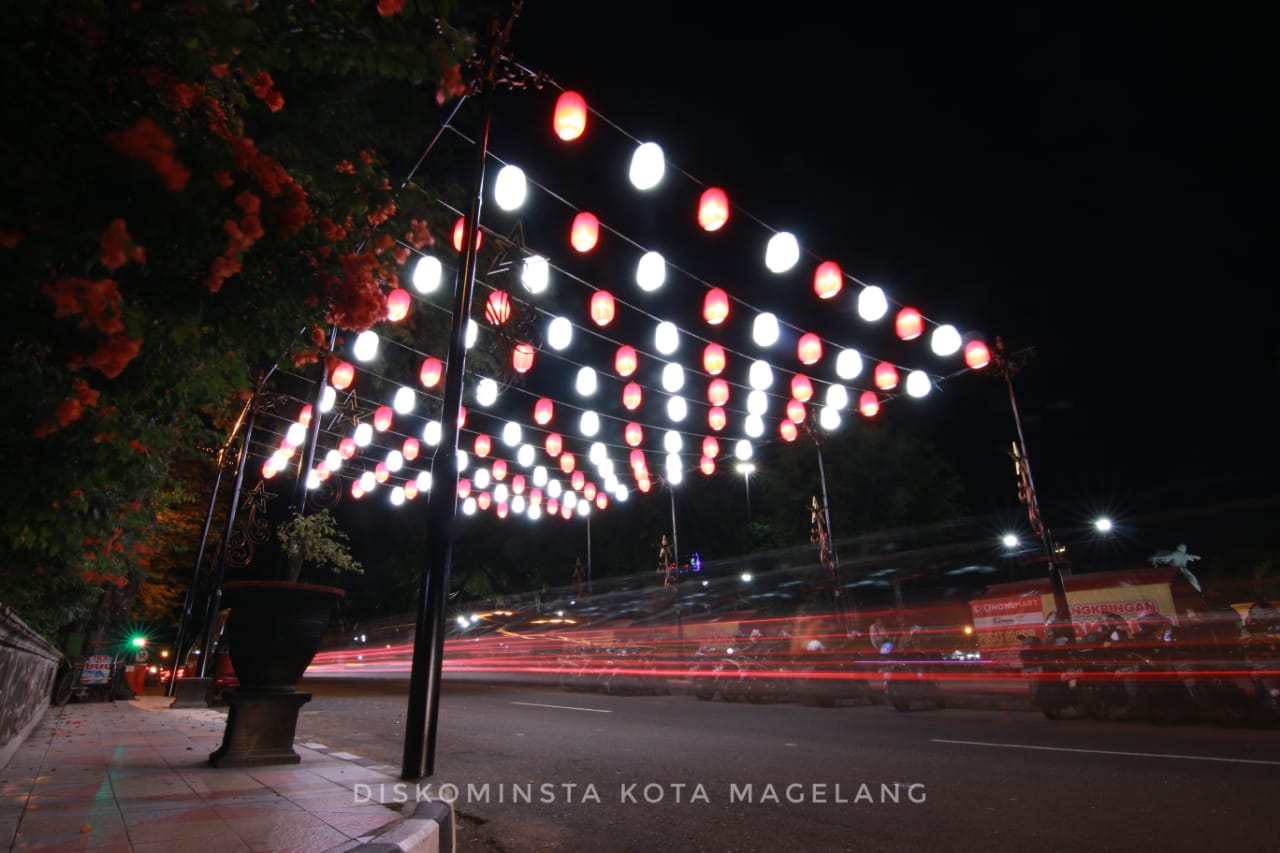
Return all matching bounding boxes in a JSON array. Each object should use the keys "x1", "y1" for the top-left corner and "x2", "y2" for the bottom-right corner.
[{"x1": 0, "y1": 0, "x2": 500, "y2": 643}]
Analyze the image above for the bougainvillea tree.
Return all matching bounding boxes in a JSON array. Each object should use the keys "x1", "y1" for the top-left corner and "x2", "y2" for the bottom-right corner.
[{"x1": 0, "y1": 1, "x2": 492, "y2": 639}]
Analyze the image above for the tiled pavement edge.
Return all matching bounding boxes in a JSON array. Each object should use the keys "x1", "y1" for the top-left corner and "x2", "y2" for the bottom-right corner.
[{"x1": 0, "y1": 696, "x2": 453, "y2": 852}]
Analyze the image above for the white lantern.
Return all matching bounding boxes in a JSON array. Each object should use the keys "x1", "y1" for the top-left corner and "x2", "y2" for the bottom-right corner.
[
  {"x1": 858, "y1": 285, "x2": 888, "y2": 322},
  {"x1": 548, "y1": 316, "x2": 572, "y2": 350},
  {"x1": 636, "y1": 251, "x2": 666, "y2": 292},
  {"x1": 522, "y1": 255, "x2": 549, "y2": 294},
  {"x1": 629, "y1": 142, "x2": 665, "y2": 190},
  {"x1": 412, "y1": 255, "x2": 442, "y2": 293},
  {"x1": 752, "y1": 313, "x2": 779, "y2": 347},
  {"x1": 765, "y1": 232, "x2": 800, "y2": 273},
  {"x1": 353, "y1": 330, "x2": 379, "y2": 362},
  {"x1": 494, "y1": 164, "x2": 527, "y2": 211}
]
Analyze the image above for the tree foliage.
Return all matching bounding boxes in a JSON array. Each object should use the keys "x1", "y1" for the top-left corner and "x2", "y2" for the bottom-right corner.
[{"x1": 0, "y1": 0, "x2": 496, "y2": 641}]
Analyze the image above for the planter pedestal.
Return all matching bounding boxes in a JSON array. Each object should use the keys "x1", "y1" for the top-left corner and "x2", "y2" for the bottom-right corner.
[
  {"x1": 169, "y1": 677, "x2": 212, "y2": 709},
  {"x1": 209, "y1": 689, "x2": 312, "y2": 767}
]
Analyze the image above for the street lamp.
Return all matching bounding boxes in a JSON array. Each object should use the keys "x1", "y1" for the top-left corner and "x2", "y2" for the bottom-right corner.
[
  {"x1": 656, "y1": 475, "x2": 685, "y2": 660},
  {"x1": 988, "y1": 336, "x2": 1072, "y2": 624},
  {"x1": 801, "y1": 414, "x2": 849, "y2": 633}
]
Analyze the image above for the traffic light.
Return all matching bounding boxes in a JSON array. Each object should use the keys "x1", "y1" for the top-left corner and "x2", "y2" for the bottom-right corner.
[{"x1": 129, "y1": 635, "x2": 147, "y2": 649}]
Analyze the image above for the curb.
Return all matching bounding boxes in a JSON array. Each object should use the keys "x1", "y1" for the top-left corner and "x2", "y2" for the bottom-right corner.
[{"x1": 352, "y1": 799, "x2": 454, "y2": 853}]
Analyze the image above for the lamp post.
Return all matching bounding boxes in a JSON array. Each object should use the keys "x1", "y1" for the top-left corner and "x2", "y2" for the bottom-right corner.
[
  {"x1": 656, "y1": 475, "x2": 685, "y2": 661},
  {"x1": 989, "y1": 336, "x2": 1072, "y2": 624},
  {"x1": 802, "y1": 415, "x2": 849, "y2": 634}
]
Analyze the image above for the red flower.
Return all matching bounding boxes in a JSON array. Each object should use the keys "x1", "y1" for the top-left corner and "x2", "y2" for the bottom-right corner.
[
  {"x1": 100, "y1": 218, "x2": 144, "y2": 270},
  {"x1": 104, "y1": 118, "x2": 190, "y2": 192},
  {"x1": 377, "y1": 0, "x2": 405, "y2": 18}
]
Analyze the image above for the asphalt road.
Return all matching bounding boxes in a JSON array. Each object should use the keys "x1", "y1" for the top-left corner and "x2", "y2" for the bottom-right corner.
[{"x1": 294, "y1": 676, "x2": 1280, "y2": 853}]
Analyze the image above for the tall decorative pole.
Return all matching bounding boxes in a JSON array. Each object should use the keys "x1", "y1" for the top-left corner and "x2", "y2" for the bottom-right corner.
[
  {"x1": 805, "y1": 416, "x2": 848, "y2": 633},
  {"x1": 402, "y1": 4, "x2": 542, "y2": 780},
  {"x1": 990, "y1": 336, "x2": 1071, "y2": 624},
  {"x1": 166, "y1": 394, "x2": 255, "y2": 695}
]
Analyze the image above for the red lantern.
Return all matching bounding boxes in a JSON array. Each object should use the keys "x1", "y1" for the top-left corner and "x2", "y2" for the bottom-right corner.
[
  {"x1": 387, "y1": 288, "x2": 412, "y2": 322},
  {"x1": 622, "y1": 382, "x2": 642, "y2": 410},
  {"x1": 874, "y1": 362, "x2": 899, "y2": 391},
  {"x1": 338, "y1": 437, "x2": 357, "y2": 460},
  {"x1": 560, "y1": 452, "x2": 576, "y2": 474},
  {"x1": 791, "y1": 374, "x2": 813, "y2": 402},
  {"x1": 701, "y1": 436, "x2": 719, "y2": 458},
  {"x1": 707, "y1": 378, "x2": 729, "y2": 406},
  {"x1": 511, "y1": 474, "x2": 526, "y2": 495},
  {"x1": 534, "y1": 397, "x2": 554, "y2": 425},
  {"x1": 262, "y1": 459, "x2": 278, "y2": 479},
  {"x1": 590, "y1": 290, "x2": 615, "y2": 326},
  {"x1": 629, "y1": 448, "x2": 646, "y2": 472},
  {"x1": 496, "y1": 502, "x2": 509, "y2": 519},
  {"x1": 698, "y1": 187, "x2": 729, "y2": 232},
  {"x1": 786, "y1": 398, "x2": 806, "y2": 424},
  {"x1": 859, "y1": 391, "x2": 881, "y2": 418},
  {"x1": 478, "y1": 491, "x2": 491, "y2": 511},
  {"x1": 350, "y1": 481, "x2": 364, "y2": 498},
  {"x1": 703, "y1": 288, "x2": 730, "y2": 325},
  {"x1": 452, "y1": 216, "x2": 481, "y2": 252},
  {"x1": 964, "y1": 339, "x2": 991, "y2": 370},
  {"x1": 298, "y1": 404, "x2": 313, "y2": 427},
  {"x1": 779, "y1": 420, "x2": 798, "y2": 442},
  {"x1": 895, "y1": 307, "x2": 924, "y2": 341},
  {"x1": 513, "y1": 343, "x2": 535, "y2": 374},
  {"x1": 637, "y1": 477, "x2": 652, "y2": 493},
  {"x1": 700, "y1": 456, "x2": 716, "y2": 475},
  {"x1": 708, "y1": 406, "x2": 727, "y2": 431},
  {"x1": 529, "y1": 488, "x2": 542, "y2": 506},
  {"x1": 458, "y1": 406, "x2": 466, "y2": 428},
  {"x1": 813, "y1": 261, "x2": 843, "y2": 300},
  {"x1": 596, "y1": 492, "x2": 608, "y2": 510},
  {"x1": 402, "y1": 437, "x2": 420, "y2": 461},
  {"x1": 560, "y1": 503, "x2": 574, "y2": 520},
  {"x1": 625, "y1": 422, "x2": 644, "y2": 447},
  {"x1": 374, "y1": 405, "x2": 393, "y2": 432},
  {"x1": 571, "y1": 470, "x2": 585, "y2": 491},
  {"x1": 615, "y1": 345, "x2": 638, "y2": 377},
  {"x1": 571, "y1": 211, "x2": 599, "y2": 252},
  {"x1": 545, "y1": 432, "x2": 562, "y2": 456},
  {"x1": 485, "y1": 290, "x2": 512, "y2": 325},
  {"x1": 474, "y1": 434, "x2": 491, "y2": 457},
  {"x1": 703, "y1": 343, "x2": 726, "y2": 376},
  {"x1": 546, "y1": 497, "x2": 558, "y2": 515},
  {"x1": 332, "y1": 361, "x2": 355, "y2": 391},
  {"x1": 375, "y1": 462, "x2": 390, "y2": 483},
  {"x1": 404, "y1": 481, "x2": 418, "y2": 500},
  {"x1": 419, "y1": 357, "x2": 443, "y2": 388},
  {"x1": 584, "y1": 482, "x2": 597, "y2": 501},
  {"x1": 797, "y1": 332, "x2": 822, "y2": 365},
  {"x1": 492, "y1": 458, "x2": 507, "y2": 481},
  {"x1": 553, "y1": 90, "x2": 588, "y2": 141}
]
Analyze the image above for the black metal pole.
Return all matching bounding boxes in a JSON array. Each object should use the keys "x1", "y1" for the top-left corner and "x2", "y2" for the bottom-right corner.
[
  {"x1": 196, "y1": 398, "x2": 258, "y2": 679},
  {"x1": 669, "y1": 485, "x2": 684, "y2": 661},
  {"x1": 294, "y1": 326, "x2": 338, "y2": 517},
  {"x1": 998, "y1": 344, "x2": 1071, "y2": 623},
  {"x1": 815, "y1": 440, "x2": 848, "y2": 633},
  {"x1": 402, "y1": 79, "x2": 495, "y2": 782},
  {"x1": 166, "y1": 398, "x2": 252, "y2": 695}
]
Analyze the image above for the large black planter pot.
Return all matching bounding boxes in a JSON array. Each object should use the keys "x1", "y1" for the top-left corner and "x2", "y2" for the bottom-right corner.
[
  {"x1": 209, "y1": 580, "x2": 344, "y2": 767},
  {"x1": 222, "y1": 580, "x2": 344, "y2": 690}
]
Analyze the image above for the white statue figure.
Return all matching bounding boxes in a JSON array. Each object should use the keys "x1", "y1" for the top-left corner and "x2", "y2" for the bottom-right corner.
[{"x1": 1151, "y1": 543, "x2": 1202, "y2": 592}]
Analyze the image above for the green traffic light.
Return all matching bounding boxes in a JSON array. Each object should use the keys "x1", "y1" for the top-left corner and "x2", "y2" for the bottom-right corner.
[{"x1": 130, "y1": 635, "x2": 147, "y2": 648}]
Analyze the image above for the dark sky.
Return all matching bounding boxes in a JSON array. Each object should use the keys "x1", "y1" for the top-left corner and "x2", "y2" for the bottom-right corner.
[{"x1": 489, "y1": 1, "x2": 1277, "y2": 529}]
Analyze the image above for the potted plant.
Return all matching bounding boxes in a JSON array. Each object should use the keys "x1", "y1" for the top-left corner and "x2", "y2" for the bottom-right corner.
[{"x1": 210, "y1": 507, "x2": 362, "y2": 767}]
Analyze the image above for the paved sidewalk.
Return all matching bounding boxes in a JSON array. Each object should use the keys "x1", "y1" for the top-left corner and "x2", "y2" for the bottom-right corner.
[{"x1": 0, "y1": 695, "x2": 448, "y2": 852}]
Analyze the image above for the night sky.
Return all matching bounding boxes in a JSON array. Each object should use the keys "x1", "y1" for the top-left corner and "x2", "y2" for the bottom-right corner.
[{"x1": 491, "y1": 1, "x2": 1276, "y2": 530}]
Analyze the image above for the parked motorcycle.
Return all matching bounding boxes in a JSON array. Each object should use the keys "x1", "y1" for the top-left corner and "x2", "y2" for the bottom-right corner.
[{"x1": 879, "y1": 630, "x2": 945, "y2": 712}]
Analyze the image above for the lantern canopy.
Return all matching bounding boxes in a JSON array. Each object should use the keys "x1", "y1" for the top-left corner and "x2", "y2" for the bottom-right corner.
[
  {"x1": 874, "y1": 362, "x2": 900, "y2": 391},
  {"x1": 571, "y1": 211, "x2": 600, "y2": 252},
  {"x1": 485, "y1": 290, "x2": 512, "y2": 325},
  {"x1": 386, "y1": 288, "x2": 412, "y2": 322},
  {"x1": 698, "y1": 187, "x2": 729, "y2": 231},
  {"x1": 895, "y1": 306, "x2": 924, "y2": 341},
  {"x1": 513, "y1": 342, "x2": 535, "y2": 374},
  {"x1": 964, "y1": 339, "x2": 991, "y2": 370},
  {"x1": 703, "y1": 343, "x2": 726, "y2": 375},
  {"x1": 797, "y1": 333, "x2": 822, "y2": 365},
  {"x1": 703, "y1": 288, "x2": 730, "y2": 325},
  {"x1": 615, "y1": 345, "x2": 638, "y2": 377},
  {"x1": 590, "y1": 290, "x2": 616, "y2": 326},
  {"x1": 813, "y1": 261, "x2": 843, "y2": 299},
  {"x1": 331, "y1": 361, "x2": 355, "y2": 390},
  {"x1": 419, "y1": 356, "x2": 443, "y2": 388},
  {"x1": 553, "y1": 90, "x2": 588, "y2": 141}
]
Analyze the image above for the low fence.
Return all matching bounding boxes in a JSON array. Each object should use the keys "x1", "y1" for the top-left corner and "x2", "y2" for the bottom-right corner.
[{"x1": 0, "y1": 606, "x2": 60, "y2": 769}]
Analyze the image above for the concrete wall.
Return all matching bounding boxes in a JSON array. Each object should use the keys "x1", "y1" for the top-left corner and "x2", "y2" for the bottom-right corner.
[{"x1": 0, "y1": 606, "x2": 60, "y2": 769}]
